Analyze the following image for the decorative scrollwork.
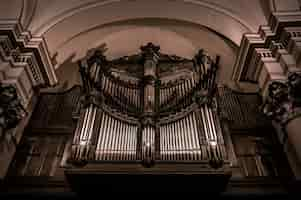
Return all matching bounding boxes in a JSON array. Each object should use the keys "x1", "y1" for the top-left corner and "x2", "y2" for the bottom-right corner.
[
  {"x1": 192, "y1": 89, "x2": 210, "y2": 105},
  {"x1": 140, "y1": 42, "x2": 160, "y2": 57}
]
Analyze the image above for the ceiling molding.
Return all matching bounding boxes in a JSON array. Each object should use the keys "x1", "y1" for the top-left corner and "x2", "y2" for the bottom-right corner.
[
  {"x1": 0, "y1": 19, "x2": 58, "y2": 86},
  {"x1": 32, "y1": 0, "x2": 254, "y2": 39},
  {"x1": 20, "y1": 0, "x2": 38, "y2": 30}
]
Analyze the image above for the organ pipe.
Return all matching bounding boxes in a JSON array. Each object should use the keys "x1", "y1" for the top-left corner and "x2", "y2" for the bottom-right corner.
[
  {"x1": 72, "y1": 46, "x2": 227, "y2": 167},
  {"x1": 95, "y1": 112, "x2": 138, "y2": 161},
  {"x1": 71, "y1": 104, "x2": 101, "y2": 161}
]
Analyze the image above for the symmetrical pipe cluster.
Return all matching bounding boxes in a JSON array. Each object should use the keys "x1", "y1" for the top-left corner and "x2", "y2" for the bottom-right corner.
[{"x1": 70, "y1": 43, "x2": 226, "y2": 168}]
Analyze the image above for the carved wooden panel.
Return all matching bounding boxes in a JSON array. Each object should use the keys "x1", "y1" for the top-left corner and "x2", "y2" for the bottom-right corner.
[
  {"x1": 8, "y1": 135, "x2": 68, "y2": 177},
  {"x1": 28, "y1": 86, "x2": 81, "y2": 131},
  {"x1": 217, "y1": 86, "x2": 271, "y2": 130},
  {"x1": 231, "y1": 135, "x2": 277, "y2": 177}
]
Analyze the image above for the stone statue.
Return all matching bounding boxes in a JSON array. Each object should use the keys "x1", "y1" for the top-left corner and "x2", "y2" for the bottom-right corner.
[
  {"x1": 263, "y1": 81, "x2": 289, "y2": 121},
  {"x1": 0, "y1": 82, "x2": 26, "y2": 147},
  {"x1": 194, "y1": 49, "x2": 212, "y2": 73},
  {"x1": 288, "y1": 72, "x2": 301, "y2": 107},
  {"x1": 263, "y1": 72, "x2": 301, "y2": 124}
]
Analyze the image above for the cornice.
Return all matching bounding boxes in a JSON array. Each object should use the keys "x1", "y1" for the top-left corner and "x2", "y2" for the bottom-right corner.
[
  {"x1": 232, "y1": 12, "x2": 301, "y2": 82},
  {"x1": 0, "y1": 20, "x2": 57, "y2": 86}
]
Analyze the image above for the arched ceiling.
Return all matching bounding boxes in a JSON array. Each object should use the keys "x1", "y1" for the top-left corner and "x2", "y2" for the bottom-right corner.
[
  {"x1": 53, "y1": 18, "x2": 238, "y2": 87},
  {"x1": 29, "y1": 0, "x2": 267, "y2": 46},
  {"x1": 18, "y1": 0, "x2": 270, "y2": 52},
  {"x1": 4, "y1": 0, "x2": 279, "y2": 88}
]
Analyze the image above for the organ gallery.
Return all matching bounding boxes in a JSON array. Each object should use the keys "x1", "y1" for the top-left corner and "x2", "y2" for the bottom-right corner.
[
  {"x1": 1, "y1": 1, "x2": 301, "y2": 198},
  {"x1": 72, "y1": 43, "x2": 225, "y2": 167},
  {"x1": 67, "y1": 43, "x2": 231, "y2": 193},
  {"x1": 1, "y1": 42, "x2": 294, "y2": 196}
]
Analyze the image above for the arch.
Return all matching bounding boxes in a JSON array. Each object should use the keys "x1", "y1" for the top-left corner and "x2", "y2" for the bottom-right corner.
[
  {"x1": 33, "y1": 0, "x2": 254, "y2": 36},
  {"x1": 32, "y1": 0, "x2": 255, "y2": 52},
  {"x1": 0, "y1": 0, "x2": 23, "y2": 20},
  {"x1": 20, "y1": 0, "x2": 38, "y2": 29},
  {"x1": 54, "y1": 18, "x2": 238, "y2": 88}
]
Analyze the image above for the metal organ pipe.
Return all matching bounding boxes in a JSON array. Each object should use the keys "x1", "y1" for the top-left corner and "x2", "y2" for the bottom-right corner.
[
  {"x1": 71, "y1": 103, "x2": 102, "y2": 161},
  {"x1": 115, "y1": 120, "x2": 121, "y2": 159},
  {"x1": 200, "y1": 107, "x2": 209, "y2": 141},
  {"x1": 159, "y1": 113, "x2": 205, "y2": 161},
  {"x1": 169, "y1": 123, "x2": 174, "y2": 159},
  {"x1": 204, "y1": 105, "x2": 213, "y2": 141},
  {"x1": 79, "y1": 107, "x2": 89, "y2": 143},
  {"x1": 125, "y1": 123, "x2": 130, "y2": 160},
  {"x1": 101, "y1": 114, "x2": 109, "y2": 159},
  {"x1": 208, "y1": 107, "x2": 217, "y2": 141},
  {"x1": 142, "y1": 126, "x2": 155, "y2": 161},
  {"x1": 88, "y1": 107, "x2": 97, "y2": 142},
  {"x1": 110, "y1": 118, "x2": 117, "y2": 160},
  {"x1": 179, "y1": 119, "x2": 184, "y2": 159},
  {"x1": 81, "y1": 106, "x2": 91, "y2": 142},
  {"x1": 94, "y1": 112, "x2": 137, "y2": 161},
  {"x1": 72, "y1": 49, "x2": 227, "y2": 166}
]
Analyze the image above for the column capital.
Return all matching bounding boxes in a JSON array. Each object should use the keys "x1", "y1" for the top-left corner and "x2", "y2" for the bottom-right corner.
[{"x1": 263, "y1": 71, "x2": 301, "y2": 125}]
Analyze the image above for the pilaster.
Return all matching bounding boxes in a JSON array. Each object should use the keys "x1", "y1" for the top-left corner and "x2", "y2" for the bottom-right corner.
[
  {"x1": 233, "y1": 11, "x2": 301, "y2": 179},
  {"x1": 0, "y1": 20, "x2": 58, "y2": 179}
]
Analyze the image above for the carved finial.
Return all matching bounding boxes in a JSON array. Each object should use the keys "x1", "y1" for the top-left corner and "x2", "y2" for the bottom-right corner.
[
  {"x1": 87, "y1": 49, "x2": 106, "y2": 65},
  {"x1": 140, "y1": 42, "x2": 160, "y2": 56}
]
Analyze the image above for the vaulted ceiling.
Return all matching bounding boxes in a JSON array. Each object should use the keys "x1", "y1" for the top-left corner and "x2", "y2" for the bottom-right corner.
[{"x1": 2, "y1": 0, "x2": 300, "y2": 88}]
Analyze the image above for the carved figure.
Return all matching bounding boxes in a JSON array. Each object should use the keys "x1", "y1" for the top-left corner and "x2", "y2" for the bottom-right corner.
[{"x1": 0, "y1": 83, "x2": 26, "y2": 146}]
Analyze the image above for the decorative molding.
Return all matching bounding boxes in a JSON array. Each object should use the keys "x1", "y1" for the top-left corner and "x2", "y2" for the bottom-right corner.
[
  {"x1": 0, "y1": 35, "x2": 44, "y2": 86},
  {"x1": 232, "y1": 12, "x2": 301, "y2": 83},
  {"x1": 0, "y1": 20, "x2": 58, "y2": 86},
  {"x1": 20, "y1": 0, "x2": 38, "y2": 30}
]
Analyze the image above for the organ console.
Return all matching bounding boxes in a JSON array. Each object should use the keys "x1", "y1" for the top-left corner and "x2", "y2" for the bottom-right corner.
[{"x1": 69, "y1": 43, "x2": 228, "y2": 171}]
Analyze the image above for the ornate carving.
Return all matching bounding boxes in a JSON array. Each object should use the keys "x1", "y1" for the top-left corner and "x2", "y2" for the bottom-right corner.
[
  {"x1": 0, "y1": 22, "x2": 57, "y2": 86},
  {"x1": 82, "y1": 89, "x2": 103, "y2": 108},
  {"x1": 263, "y1": 72, "x2": 301, "y2": 125},
  {"x1": 193, "y1": 89, "x2": 211, "y2": 105},
  {"x1": 288, "y1": 72, "x2": 301, "y2": 107},
  {"x1": 140, "y1": 42, "x2": 160, "y2": 57},
  {"x1": 72, "y1": 43, "x2": 226, "y2": 168},
  {"x1": 194, "y1": 49, "x2": 213, "y2": 71},
  {"x1": 0, "y1": 83, "x2": 26, "y2": 146}
]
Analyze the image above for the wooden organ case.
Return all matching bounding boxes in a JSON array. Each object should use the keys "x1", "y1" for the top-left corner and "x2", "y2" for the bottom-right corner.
[{"x1": 65, "y1": 43, "x2": 231, "y2": 194}]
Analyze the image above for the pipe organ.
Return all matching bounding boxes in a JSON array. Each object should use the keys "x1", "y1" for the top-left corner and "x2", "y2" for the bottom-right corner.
[
  {"x1": 95, "y1": 112, "x2": 138, "y2": 161},
  {"x1": 70, "y1": 43, "x2": 227, "y2": 169},
  {"x1": 100, "y1": 73, "x2": 141, "y2": 112}
]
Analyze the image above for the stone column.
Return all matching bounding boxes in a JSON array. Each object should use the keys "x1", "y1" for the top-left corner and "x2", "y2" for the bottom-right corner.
[{"x1": 0, "y1": 21, "x2": 57, "y2": 179}]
